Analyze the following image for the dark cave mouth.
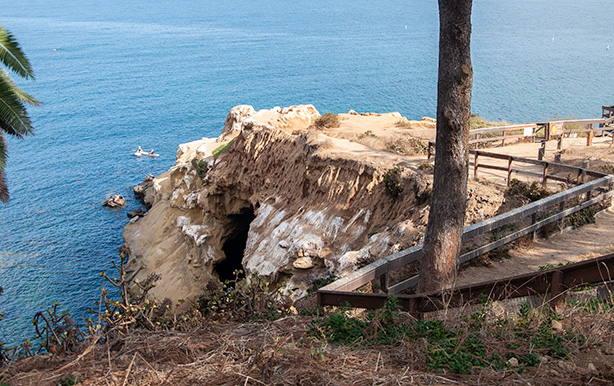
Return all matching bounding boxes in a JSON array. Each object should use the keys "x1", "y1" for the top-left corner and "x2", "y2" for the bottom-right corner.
[{"x1": 216, "y1": 207, "x2": 256, "y2": 283}]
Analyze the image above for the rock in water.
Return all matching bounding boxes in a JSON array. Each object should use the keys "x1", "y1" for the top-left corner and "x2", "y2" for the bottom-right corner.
[{"x1": 103, "y1": 194, "x2": 125, "y2": 208}]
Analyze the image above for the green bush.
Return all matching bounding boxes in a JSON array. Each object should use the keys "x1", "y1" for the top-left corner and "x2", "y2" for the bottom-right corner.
[
  {"x1": 191, "y1": 158, "x2": 210, "y2": 179},
  {"x1": 383, "y1": 167, "x2": 404, "y2": 198}
]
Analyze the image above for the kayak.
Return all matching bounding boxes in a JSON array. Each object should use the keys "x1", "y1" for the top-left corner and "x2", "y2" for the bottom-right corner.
[{"x1": 134, "y1": 151, "x2": 159, "y2": 157}]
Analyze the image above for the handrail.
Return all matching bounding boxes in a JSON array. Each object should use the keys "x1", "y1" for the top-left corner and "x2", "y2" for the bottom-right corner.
[
  {"x1": 321, "y1": 174, "x2": 614, "y2": 294},
  {"x1": 318, "y1": 252, "x2": 614, "y2": 315}
]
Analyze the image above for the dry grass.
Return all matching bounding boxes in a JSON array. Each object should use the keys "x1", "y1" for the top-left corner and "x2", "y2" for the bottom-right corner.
[{"x1": 3, "y1": 298, "x2": 614, "y2": 386}]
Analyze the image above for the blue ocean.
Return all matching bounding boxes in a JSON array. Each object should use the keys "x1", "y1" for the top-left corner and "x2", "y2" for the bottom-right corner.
[{"x1": 1, "y1": 0, "x2": 613, "y2": 343}]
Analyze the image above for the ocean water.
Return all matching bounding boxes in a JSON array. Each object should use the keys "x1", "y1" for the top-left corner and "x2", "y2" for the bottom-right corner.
[{"x1": 1, "y1": 0, "x2": 613, "y2": 343}]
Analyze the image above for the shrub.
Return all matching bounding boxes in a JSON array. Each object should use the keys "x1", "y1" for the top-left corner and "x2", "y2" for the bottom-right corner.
[
  {"x1": 191, "y1": 157, "x2": 209, "y2": 179},
  {"x1": 212, "y1": 138, "x2": 235, "y2": 160},
  {"x1": 383, "y1": 167, "x2": 404, "y2": 198},
  {"x1": 385, "y1": 137, "x2": 427, "y2": 155},
  {"x1": 357, "y1": 130, "x2": 377, "y2": 139},
  {"x1": 507, "y1": 179, "x2": 551, "y2": 202},
  {"x1": 197, "y1": 271, "x2": 293, "y2": 322},
  {"x1": 314, "y1": 113, "x2": 340, "y2": 129}
]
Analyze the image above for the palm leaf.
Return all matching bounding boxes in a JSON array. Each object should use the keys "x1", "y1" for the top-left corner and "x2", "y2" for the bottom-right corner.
[
  {"x1": 0, "y1": 75, "x2": 35, "y2": 138},
  {"x1": 0, "y1": 25, "x2": 34, "y2": 80},
  {"x1": 0, "y1": 132, "x2": 7, "y2": 202},
  {"x1": 0, "y1": 70, "x2": 39, "y2": 105}
]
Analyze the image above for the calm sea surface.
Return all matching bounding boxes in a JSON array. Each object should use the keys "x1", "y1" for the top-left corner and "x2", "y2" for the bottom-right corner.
[{"x1": 1, "y1": 0, "x2": 613, "y2": 343}]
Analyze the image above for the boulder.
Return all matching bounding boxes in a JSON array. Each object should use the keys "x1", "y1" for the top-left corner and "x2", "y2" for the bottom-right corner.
[{"x1": 103, "y1": 194, "x2": 125, "y2": 208}]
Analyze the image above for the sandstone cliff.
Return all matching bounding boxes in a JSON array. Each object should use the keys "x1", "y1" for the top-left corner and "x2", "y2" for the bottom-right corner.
[{"x1": 122, "y1": 105, "x2": 505, "y2": 304}]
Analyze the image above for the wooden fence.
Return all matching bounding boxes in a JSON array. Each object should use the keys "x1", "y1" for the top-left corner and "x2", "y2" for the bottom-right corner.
[
  {"x1": 319, "y1": 174, "x2": 614, "y2": 298},
  {"x1": 427, "y1": 108, "x2": 614, "y2": 161},
  {"x1": 472, "y1": 150, "x2": 607, "y2": 187},
  {"x1": 317, "y1": 252, "x2": 614, "y2": 316}
]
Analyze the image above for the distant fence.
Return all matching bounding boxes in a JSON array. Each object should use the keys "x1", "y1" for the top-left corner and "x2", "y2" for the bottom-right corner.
[
  {"x1": 317, "y1": 252, "x2": 614, "y2": 316},
  {"x1": 472, "y1": 149, "x2": 607, "y2": 187},
  {"x1": 427, "y1": 107, "x2": 614, "y2": 161},
  {"x1": 318, "y1": 174, "x2": 614, "y2": 299}
]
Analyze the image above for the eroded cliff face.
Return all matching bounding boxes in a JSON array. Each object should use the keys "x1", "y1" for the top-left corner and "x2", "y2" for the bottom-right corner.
[{"x1": 122, "y1": 105, "x2": 434, "y2": 303}]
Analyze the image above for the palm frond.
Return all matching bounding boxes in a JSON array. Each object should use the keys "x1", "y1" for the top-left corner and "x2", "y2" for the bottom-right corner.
[
  {"x1": 0, "y1": 132, "x2": 8, "y2": 202},
  {"x1": 0, "y1": 76, "x2": 35, "y2": 137},
  {"x1": 0, "y1": 70, "x2": 39, "y2": 106},
  {"x1": 0, "y1": 25, "x2": 35, "y2": 80}
]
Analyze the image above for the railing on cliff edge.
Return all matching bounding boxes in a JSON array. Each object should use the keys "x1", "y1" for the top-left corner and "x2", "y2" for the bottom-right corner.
[
  {"x1": 427, "y1": 107, "x2": 614, "y2": 161},
  {"x1": 317, "y1": 252, "x2": 614, "y2": 317},
  {"x1": 317, "y1": 105, "x2": 614, "y2": 309}
]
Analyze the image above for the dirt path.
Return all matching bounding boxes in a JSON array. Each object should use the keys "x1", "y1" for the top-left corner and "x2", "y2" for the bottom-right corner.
[{"x1": 458, "y1": 205, "x2": 614, "y2": 285}]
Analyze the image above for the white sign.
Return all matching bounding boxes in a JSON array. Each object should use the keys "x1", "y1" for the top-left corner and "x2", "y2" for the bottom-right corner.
[{"x1": 523, "y1": 127, "x2": 533, "y2": 137}]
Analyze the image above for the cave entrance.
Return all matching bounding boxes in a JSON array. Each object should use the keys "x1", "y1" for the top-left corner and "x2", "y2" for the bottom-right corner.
[{"x1": 217, "y1": 206, "x2": 256, "y2": 283}]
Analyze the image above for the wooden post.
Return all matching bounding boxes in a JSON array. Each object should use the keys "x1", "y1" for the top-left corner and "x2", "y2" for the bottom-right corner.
[
  {"x1": 506, "y1": 157, "x2": 513, "y2": 185},
  {"x1": 474, "y1": 151, "x2": 479, "y2": 180},
  {"x1": 581, "y1": 160, "x2": 589, "y2": 185},
  {"x1": 545, "y1": 122, "x2": 551, "y2": 141},
  {"x1": 531, "y1": 213, "x2": 537, "y2": 241},
  {"x1": 427, "y1": 141, "x2": 433, "y2": 161},
  {"x1": 559, "y1": 201, "x2": 565, "y2": 232},
  {"x1": 501, "y1": 129, "x2": 506, "y2": 147},
  {"x1": 587, "y1": 129, "x2": 594, "y2": 147},
  {"x1": 542, "y1": 163, "x2": 549, "y2": 187},
  {"x1": 550, "y1": 270, "x2": 565, "y2": 311},
  {"x1": 538, "y1": 141, "x2": 546, "y2": 160},
  {"x1": 557, "y1": 135, "x2": 563, "y2": 150},
  {"x1": 380, "y1": 272, "x2": 389, "y2": 293}
]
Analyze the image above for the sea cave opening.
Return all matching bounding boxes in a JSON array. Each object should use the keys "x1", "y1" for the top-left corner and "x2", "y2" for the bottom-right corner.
[{"x1": 217, "y1": 206, "x2": 256, "y2": 283}]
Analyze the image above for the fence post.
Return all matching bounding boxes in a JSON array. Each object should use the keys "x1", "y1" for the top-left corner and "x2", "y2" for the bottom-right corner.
[
  {"x1": 550, "y1": 270, "x2": 565, "y2": 311},
  {"x1": 542, "y1": 163, "x2": 549, "y2": 187},
  {"x1": 474, "y1": 151, "x2": 479, "y2": 180},
  {"x1": 531, "y1": 213, "x2": 537, "y2": 241},
  {"x1": 587, "y1": 129, "x2": 594, "y2": 147},
  {"x1": 557, "y1": 135, "x2": 563, "y2": 150},
  {"x1": 538, "y1": 141, "x2": 546, "y2": 160},
  {"x1": 427, "y1": 141, "x2": 433, "y2": 161},
  {"x1": 559, "y1": 202, "x2": 565, "y2": 232},
  {"x1": 507, "y1": 157, "x2": 513, "y2": 185},
  {"x1": 380, "y1": 272, "x2": 389, "y2": 294}
]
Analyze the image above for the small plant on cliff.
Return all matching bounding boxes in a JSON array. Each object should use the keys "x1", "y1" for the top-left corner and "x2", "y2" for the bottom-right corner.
[
  {"x1": 198, "y1": 271, "x2": 293, "y2": 322},
  {"x1": 383, "y1": 167, "x2": 404, "y2": 198},
  {"x1": 507, "y1": 179, "x2": 551, "y2": 202},
  {"x1": 307, "y1": 272, "x2": 338, "y2": 294},
  {"x1": 97, "y1": 253, "x2": 171, "y2": 336},
  {"x1": 314, "y1": 113, "x2": 340, "y2": 129},
  {"x1": 191, "y1": 157, "x2": 209, "y2": 179},
  {"x1": 212, "y1": 138, "x2": 235, "y2": 160},
  {"x1": 385, "y1": 136, "x2": 427, "y2": 155}
]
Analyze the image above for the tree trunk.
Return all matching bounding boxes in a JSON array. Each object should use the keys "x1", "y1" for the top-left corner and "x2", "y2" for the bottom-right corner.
[{"x1": 418, "y1": 0, "x2": 473, "y2": 293}]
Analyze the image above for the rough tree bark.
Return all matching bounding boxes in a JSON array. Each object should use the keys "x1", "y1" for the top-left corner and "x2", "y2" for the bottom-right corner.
[{"x1": 418, "y1": 0, "x2": 473, "y2": 293}]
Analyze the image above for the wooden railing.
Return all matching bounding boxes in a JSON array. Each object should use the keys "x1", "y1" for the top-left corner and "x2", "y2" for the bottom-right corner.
[
  {"x1": 426, "y1": 107, "x2": 614, "y2": 161},
  {"x1": 319, "y1": 174, "x2": 614, "y2": 297},
  {"x1": 472, "y1": 150, "x2": 607, "y2": 186},
  {"x1": 317, "y1": 252, "x2": 614, "y2": 315}
]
